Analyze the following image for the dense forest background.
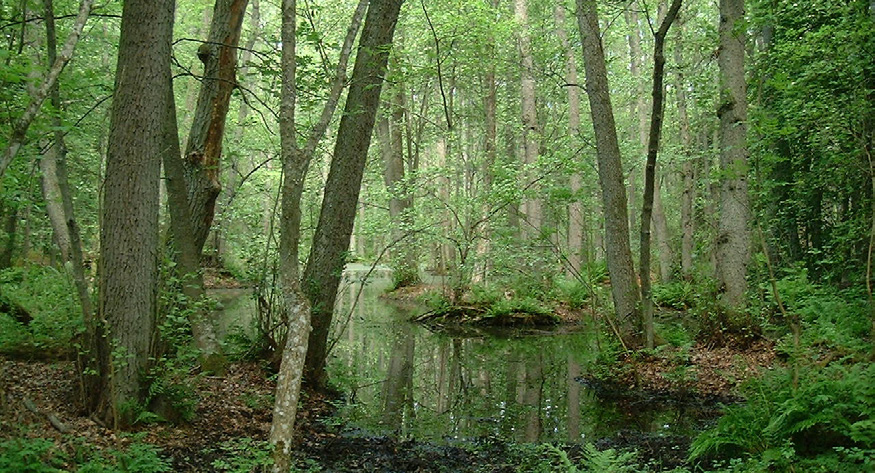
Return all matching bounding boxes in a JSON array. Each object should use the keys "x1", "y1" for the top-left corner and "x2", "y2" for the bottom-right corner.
[{"x1": 0, "y1": 0, "x2": 873, "y2": 471}]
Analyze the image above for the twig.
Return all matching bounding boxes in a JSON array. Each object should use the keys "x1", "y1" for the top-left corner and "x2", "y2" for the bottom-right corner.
[{"x1": 23, "y1": 397, "x2": 71, "y2": 434}]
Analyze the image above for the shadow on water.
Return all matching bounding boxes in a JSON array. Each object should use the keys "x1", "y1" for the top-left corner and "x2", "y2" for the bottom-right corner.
[{"x1": 212, "y1": 266, "x2": 721, "y2": 456}]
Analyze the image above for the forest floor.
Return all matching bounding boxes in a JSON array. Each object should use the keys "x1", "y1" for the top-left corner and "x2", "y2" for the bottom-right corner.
[{"x1": 1, "y1": 336, "x2": 776, "y2": 472}]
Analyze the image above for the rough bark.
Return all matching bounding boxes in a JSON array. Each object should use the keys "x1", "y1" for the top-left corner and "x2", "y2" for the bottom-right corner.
[
  {"x1": 515, "y1": 0, "x2": 541, "y2": 238},
  {"x1": 555, "y1": 4, "x2": 584, "y2": 277},
  {"x1": 576, "y1": 0, "x2": 641, "y2": 347},
  {"x1": 0, "y1": 0, "x2": 95, "y2": 179},
  {"x1": 715, "y1": 0, "x2": 750, "y2": 310},
  {"x1": 639, "y1": 0, "x2": 682, "y2": 350},
  {"x1": 675, "y1": 26, "x2": 695, "y2": 280},
  {"x1": 182, "y1": 0, "x2": 249, "y2": 256},
  {"x1": 303, "y1": 0, "x2": 403, "y2": 389},
  {"x1": 92, "y1": 0, "x2": 173, "y2": 428}
]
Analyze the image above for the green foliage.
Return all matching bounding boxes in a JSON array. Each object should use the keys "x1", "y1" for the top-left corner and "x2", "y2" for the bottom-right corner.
[
  {"x1": 484, "y1": 296, "x2": 554, "y2": 320},
  {"x1": 0, "y1": 437, "x2": 170, "y2": 473},
  {"x1": 0, "y1": 438, "x2": 64, "y2": 472},
  {"x1": 651, "y1": 281, "x2": 696, "y2": 310},
  {"x1": 554, "y1": 278, "x2": 590, "y2": 309},
  {"x1": 0, "y1": 265, "x2": 83, "y2": 354},
  {"x1": 690, "y1": 363, "x2": 875, "y2": 471},
  {"x1": 514, "y1": 443, "x2": 639, "y2": 473},
  {"x1": 208, "y1": 437, "x2": 274, "y2": 472}
]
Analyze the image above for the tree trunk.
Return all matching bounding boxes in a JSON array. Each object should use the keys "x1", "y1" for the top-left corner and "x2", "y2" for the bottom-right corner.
[
  {"x1": 515, "y1": 0, "x2": 541, "y2": 239},
  {"x1": 182, "y1": 0, "x2": 249, "y2": 257},
  {"x1": 675, "y1": 26, "x2": 695, "y2": 280},
  {"x1": 92, "y1": 0, "x2": 173, "y2": 428},
  {"x1": 380, "y1": 83, "x2": 419, "y2": 288},
  {"x1": 639, "y1": 0, "x2": 682, "y2": 350},
  {"x1": 555, "y1": 4, "x2": 584, "y2": 278},
  {"x1": 0, "y1": 0, "x2": 94, "y2": 179},
  {"x1": 576, "y1": 0, "x2": 641, "y2": 347},
  {"x1": 715, "y1": 0, "x2": 750, "y2": 310},
  {"x1": 302, "y1": 0, "x2": 402, "y2": 390},
  {"x1": 38, "y1": 0, "x2": 96, "y2": 398}
]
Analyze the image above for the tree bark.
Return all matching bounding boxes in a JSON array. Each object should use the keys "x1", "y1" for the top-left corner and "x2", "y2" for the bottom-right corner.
[
  {"x1": 92, "y1": 0, "x2": 173, "y2": 428},
  {"x1": 675, "y1": 25, "x2": 695, "y2": 281},
  {"x1": 38, "y1": 0, "x2": 96, "y2": 397},
  {"x1": 182, "y1": 0, "x2": 249, "y2": 257},
  {"x1": 303, "y1": 0, "x2": 403, "y2": 389},
  {"x1": 639, "y1": 0, "x2": 682, "y2": 350},
  {"x1": 576, "y1": 0, "x2": 641, "y2": 347},
  {"x1": 0, "y1": 0, "x2": 95, "y2": 180},
  {"x1": 515, "y1": 0, "x2": 541, "y2": 239},
  {"x1": 555, "y1": 4, "x2": 584, "y2": 277},
  {"x1": 715, "y1": 0, "x2": 750, "y2": 310}
]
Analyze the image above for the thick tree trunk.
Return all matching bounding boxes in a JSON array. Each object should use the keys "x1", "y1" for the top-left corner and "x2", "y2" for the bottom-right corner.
[
  {"x1": 576, "y1": 0, "x2": 641, "y2": 347},
  {"x1": 0, "y1": 0, "x2": 94, "y2": 179},
  {"x1": 302, "y1": 0, "x2": 403, "y2": 389},
  {"x1": 92, "y1": 0, "x2": 173, "y2": 428},
  {"x1": 639, "y1": 0, "x2": 682, "y2": 350},
  {"x1": 555, "y1": 4, "x2": 584, "y2": 278},
  {"x1": 182, "y1": 0, "x2": 249, "y2": 256},
  {"x1": 715, "y1": 0, "x2": 750, "y2": 310},
  {"x1": 515, "y1": 0, "x2": 541, "y2": 238}
]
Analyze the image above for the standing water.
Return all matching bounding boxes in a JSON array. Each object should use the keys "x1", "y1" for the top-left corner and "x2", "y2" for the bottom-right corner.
[{"x1": 212, "y1": 265, "x2": 718, "y2": 447}]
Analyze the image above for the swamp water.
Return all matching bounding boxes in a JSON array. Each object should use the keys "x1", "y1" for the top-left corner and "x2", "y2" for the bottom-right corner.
[{"x1": 212, "y1": 266, "x2": 719, "y2": 449}]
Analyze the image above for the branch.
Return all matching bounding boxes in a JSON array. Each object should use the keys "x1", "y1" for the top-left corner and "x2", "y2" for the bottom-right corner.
[{"x1": 0, "y1": 0, "x2": 95, "y2": 180}]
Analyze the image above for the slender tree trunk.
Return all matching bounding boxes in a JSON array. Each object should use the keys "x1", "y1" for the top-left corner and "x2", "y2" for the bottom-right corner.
[
  {"x1": 515, "y1": 0, "x2": 541, "y2": 238},
  {"x1": 92, "y1": 0, "x2": 173, "y2": 428},
  {"x1": 556, "y1": 4, "x2": 585, "y2": 278},
  {"x1": 38, "y1": 0, "x2": 96, "y2": 398},
  {"x1": 269, "y1": 1, "x2": 367, "y2": 468},
  {"x1": 302, "y1": 0, "x2": 402, "y2": 391},
  {"x1": 715, "y1": 0, "x2": 750, "y2": 310},
  {"x1": 576, "y1": 0, "x2": 641, "y2": 347},
  {"x1": 0, "y1": 0, "x2": 94, "y2": 179},
  {"x1": 639, "y1": 0, "x2": 682, "y2": 350},
  {"x1": 675, "y1": 26, "x2": 695, "y2": 280},
  {"x1": 624, "y1": 8, "x2": 646, "y2": 235}
]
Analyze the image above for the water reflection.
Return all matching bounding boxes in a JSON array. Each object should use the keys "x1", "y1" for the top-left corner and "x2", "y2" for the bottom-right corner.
[{"x1": 329, "y1": 274, "x2": 710, "y2": 445}]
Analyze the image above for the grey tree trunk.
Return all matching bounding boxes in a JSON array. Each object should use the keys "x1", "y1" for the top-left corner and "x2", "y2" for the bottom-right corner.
[
  {"x1": 93, "y1": 0, "x2": 173, "y2": 428},
  {"x1": 515, "y1": 0, "x2": 542, "y2": 238},
  {"x1": 303, "y1": 0, "x2": 403, "y2": 389},
  {"x1": 716, "y1": 0, "x2": 750, "y2": 310},
  {"x1": 269, "y1": 0, "x2": 367, "y2": 469},
  {"x1": 674, "y1": 26, "x2": 695, "y2": 281},
  {"x1": 379, "y1": 84, "x2": 419, "y2": 288},
  {"x1": 576, "y1": 0, "x2": 641, "y2": 347},
  {"x1": 638, "y1": 0, "x2": 682, "y2": 350},
  {"x1": 38, "y1": 0, "x2": 95, "y2": 398},
  {"x1": 555, "y1": 4, "x2": 584, "y2": 278}
]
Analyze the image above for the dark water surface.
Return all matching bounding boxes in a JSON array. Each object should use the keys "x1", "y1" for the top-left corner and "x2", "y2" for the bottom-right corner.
[{"x1": 212, "y1": 267, "x2": 717, "y2": 447}]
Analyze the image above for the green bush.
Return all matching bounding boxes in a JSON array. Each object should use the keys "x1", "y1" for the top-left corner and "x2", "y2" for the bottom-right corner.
[
  {"x1": 690, "y1": 363, "x2": 875, "y2": 471},
  {"x1": 0, "y1": 437, "x2": 171, "y2": 473},
  {"x1": 651, "y1": 281, "x2": 696, "y2": 310},
  {"x1": 0, "y1": 265, "x2": 83, "y2": 354}
]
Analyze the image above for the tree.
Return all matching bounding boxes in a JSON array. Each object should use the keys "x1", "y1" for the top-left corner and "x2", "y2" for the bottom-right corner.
[
  {"x1": 89, "y1": 0, "x2": 174, "y2": 428},
  {"x1": 303, "y1": 0, "x2": 404, "y2": 389},
  {"x1": 575, "y1": 0, "x2": 641, "y2": 347},
  {"x1": 639, "y1": 0, "x2": 683, "y2": 349},
  {"x1": 515, "y1": 0, "x2": 541, "y2": 238},
  {"x1": 715, "y1": 0, "x2": 750, "y2": 310}
]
